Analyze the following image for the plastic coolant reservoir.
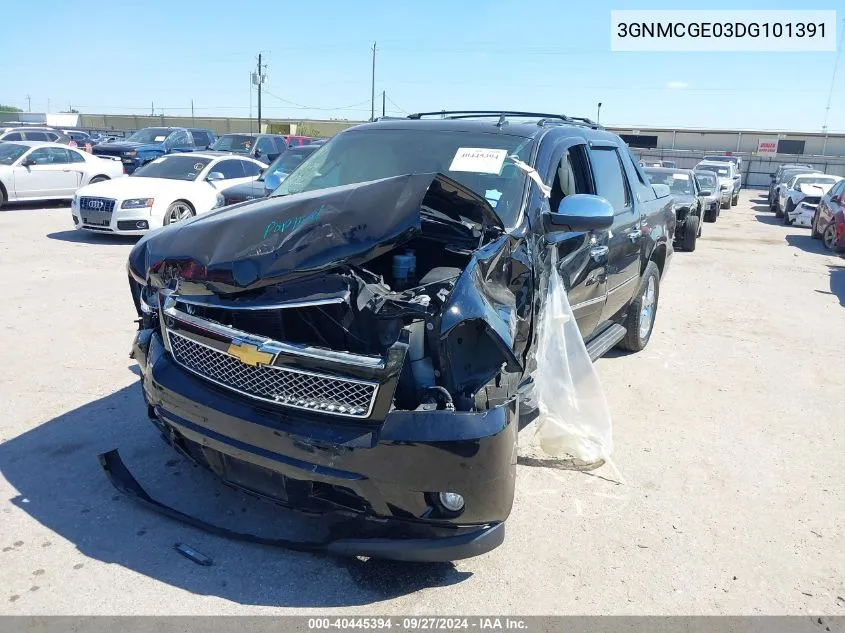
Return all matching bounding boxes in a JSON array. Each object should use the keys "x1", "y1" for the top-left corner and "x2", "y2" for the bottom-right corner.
[{"x1": 392, "y1": 250, "x2": 416, "y2": 286}]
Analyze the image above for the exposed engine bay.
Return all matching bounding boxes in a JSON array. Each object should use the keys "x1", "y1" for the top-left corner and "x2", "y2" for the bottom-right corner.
[{"x1": 129, "y1": 173, "x2": 531, "y2": 418}]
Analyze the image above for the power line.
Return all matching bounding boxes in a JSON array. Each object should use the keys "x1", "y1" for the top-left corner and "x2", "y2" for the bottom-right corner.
[
  {"x1": 822, "y1": 18, "x2": 845, "y2": 132},
  {"x1": 385, "y1": 95, "x2": 408, "y2": 115}
]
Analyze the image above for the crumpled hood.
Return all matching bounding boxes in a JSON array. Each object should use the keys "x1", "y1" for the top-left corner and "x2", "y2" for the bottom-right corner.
[
  {"x1": 128, "y1": 173, "x2": 503, "y2": 293},
  {"x1": 672, "y1": 193, "x2": 697, "y2": 208},
  {"x1": 798, "y1": 182, "x2": 836, "y2": 196}
]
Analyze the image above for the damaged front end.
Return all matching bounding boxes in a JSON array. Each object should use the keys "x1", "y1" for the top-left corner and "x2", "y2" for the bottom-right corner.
[{"x1": 125, "y1": 173, "x2": 530, "y2": 560}]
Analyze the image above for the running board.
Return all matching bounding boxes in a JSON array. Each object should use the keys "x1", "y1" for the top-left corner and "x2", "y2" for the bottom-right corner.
[{"x1": 585, "y1": 323, "x2": 627, "y2": 362}]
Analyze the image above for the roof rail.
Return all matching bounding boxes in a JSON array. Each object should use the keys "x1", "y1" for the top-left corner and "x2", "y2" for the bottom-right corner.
[{"x1": 406, "y1": 110, "x2": 605, "y2": 130}]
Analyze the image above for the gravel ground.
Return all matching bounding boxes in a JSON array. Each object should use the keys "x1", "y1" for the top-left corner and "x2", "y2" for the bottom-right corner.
[{"x1": 1, "y1": 191, "x2": 843, "y2": 615}]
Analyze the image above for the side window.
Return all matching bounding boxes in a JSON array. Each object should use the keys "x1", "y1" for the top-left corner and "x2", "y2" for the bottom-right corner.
[
  {"x1": 3, "y1": 132, "x2": 22, "y2": 141},
  {"x1": 239, "y1": 160, "x2": 262, "y2": 177},
  {"x1": 548, "y1": 144, "x2": 592, "y2": 212},
  {"x1": 214, "y1": 159, "x2": 247, "y2": 179},
  {"x1": 828, "y1": 181, "x2": 845, "y2": 201},
  {"x1": 589, "y1": 147, "x2": 630, "y2": 211},
  {"x1": 619, "y1": 146, "x2": 656, "y2": 202},
  {"x1": 25, "y1": 131, "x2": 50, "y2": 141},
  {"x1": 189, "y1": 130, "x2": 209, "y2": 147},
  {"x1": 169, "y1": 130, "x2": 192, "y2": 149},
  {"x1": 68, "y1": 149, "x2": 86, "y2": 163},
  {"x1": 27, "y1": 148, "x2": 69, "y2": 164},
  {"x1": 274, "y1": 137, "x2": 286, "y2": 153},
  {"x1": 256, "y1": 137, "x2": 275, "y2": 156}
]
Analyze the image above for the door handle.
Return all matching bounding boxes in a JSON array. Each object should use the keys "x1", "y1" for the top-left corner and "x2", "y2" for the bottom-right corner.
[
  {"x1": 627, "y1": 229, "x2": 642, "y2": 242},
  {"x1": 590, "y1": 245, "x2": 609, "y2": 260}
]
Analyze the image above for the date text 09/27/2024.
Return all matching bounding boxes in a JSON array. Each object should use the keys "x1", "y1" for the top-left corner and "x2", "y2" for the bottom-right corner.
[{"x1": 307, "y1": 617, "x2": 529, "y2": 630}]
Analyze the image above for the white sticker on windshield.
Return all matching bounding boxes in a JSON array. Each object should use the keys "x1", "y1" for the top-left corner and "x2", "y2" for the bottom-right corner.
[
  {"x1": 672, "y1": 173, "x2": 690, "y2": 180},
  {"x1": 154, "y1": 135, "x2": 168, "y2": 142},
  {"x1": 194, "y1": 163, "x2": 205, "y2": 171},
  {"x1": 449, "y1": 148, "x2": 507, "y2": 174}
]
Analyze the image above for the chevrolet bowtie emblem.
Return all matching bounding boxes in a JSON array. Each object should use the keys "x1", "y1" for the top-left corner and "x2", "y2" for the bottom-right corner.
[{"x1": 227, "y1": 340, "x2": 274, "y2": 367}]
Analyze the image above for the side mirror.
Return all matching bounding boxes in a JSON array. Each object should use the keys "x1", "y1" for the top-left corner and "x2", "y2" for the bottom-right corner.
[
  {"x1": 542, "y1": 194, "x2": 614, "y2": 233},
  {"x1": 206, "y1": 171, "x2": 225, "y2": 187},
  {"x1": 699, "y1": 189, "x2": 712, "y2": 197},
  {"x1": 21, "y1": 158, "x2": 35, "y2": 167}
]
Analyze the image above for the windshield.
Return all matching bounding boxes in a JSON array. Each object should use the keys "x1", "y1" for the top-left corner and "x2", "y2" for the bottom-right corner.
[
  {"x1": 695, "y1": 173, "x2": 717, "y2": 189},
  {"x1": 794, "y1": 177, "x2": 839, "y2": 187},
  {"x1": 704, "y1": 156, "x2": 736, "y2": 164},
  {"x1": 210, "y1": 135, "x2": 256, "y2": 153},
  {"x1": 126, "y1": 128, "x2": 173, "y2": 144},
  {"x1": 132, "y1": 155, "x2": 212, "y2": 180},
  {"x1": 0, "y1": 143, "x2": 28, "y2": 165},
  {"x1": 781, "y1": 169, "x2": 818, "y2": 183},
  {"x1": 273, "y1": 129, "x2": 533, "y2": 226},
  {"x1": 696, "y1": 165, "x2": 729, "y2": 176},
  {"x1": 264, "y1": 146, "x2": 318, "y2": 179},
  {"x1": 645, "y1": 170, "x2": 694, "y2": 195}
]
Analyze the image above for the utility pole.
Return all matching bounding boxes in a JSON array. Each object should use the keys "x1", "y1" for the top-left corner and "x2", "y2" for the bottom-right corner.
[
  {"x1": 253, "y1": 53, "x2": 267, "y2": 132},
  {"x1": 382, "y1": 90, "x2": 386, "y2": 118},
  {"x1": 47, "y1": 97, "x2": 50, "y2": 113},
  {"x1": 151, "y1": 101, "x2": 154, "y2": 116},
  {"x1": 191, "y1": 99, "x2": 195, "y2": 124},
  {"x1": 596, "y1": 102, "x2": 602, "y2": 124},
  {"x1": 370, "y1": 42, "x2": 377, "y2": 121},
  {"x1": 26, "y1": 94, "x2": 31, "y2": 112},
  {"x1": 821, "y1": 19, "x2": 845, "y2": 133}
]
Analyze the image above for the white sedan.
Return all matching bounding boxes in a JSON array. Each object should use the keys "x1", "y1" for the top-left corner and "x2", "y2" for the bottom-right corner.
[
  {"x1": 780, "y1": 173, "x2": 843, "y2": 227},
  {"x1": 71, "y1": 153, "x2": 264, "y2": 235},
  {"x1": 0, "y1": 141, "x2": 124, "y2": 208}
]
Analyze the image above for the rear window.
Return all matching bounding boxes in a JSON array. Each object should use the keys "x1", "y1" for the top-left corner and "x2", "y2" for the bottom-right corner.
[{"x1": 132, "y1": 155, "x2": 212, "y2": 180}]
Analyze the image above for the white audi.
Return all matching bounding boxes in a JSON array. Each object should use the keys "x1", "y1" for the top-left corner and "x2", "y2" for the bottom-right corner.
[
  {"x1": 71, "y1": 153, "x2": 264, "y2": 235},
  {"x1": 0, "y1": 141, "x2": 124, "y2": 209}
]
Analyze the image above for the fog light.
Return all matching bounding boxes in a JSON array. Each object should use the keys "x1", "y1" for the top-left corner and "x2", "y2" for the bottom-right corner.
[
  {"x1": 438, "y1": 491, "x2": 464, "y2": 512},
  {"x1": 136, "y1": 221, "x2": 148, "y2": 229}
]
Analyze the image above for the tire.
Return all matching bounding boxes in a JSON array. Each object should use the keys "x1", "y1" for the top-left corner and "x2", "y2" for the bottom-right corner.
[
  {"x1": 823, "y1": 224, "x2": 840, "y2": 251},
  {"x1": 89, "y1": 176, "x2": 109, "y2": 184},
  {"x1": 704, "y1": 206, "x2": 718, "y2": 223},
  {"x1": 783, "y1": 200, "x2": 794, "y2": 226},
  {"x1": 721, "y1": 198, "x2": 730, "y2": 210},
  {"x1": 811, "y1": 213, "x2": 822, "y2": 240},
  {"x1": 0, "y1": 185, "x2": 5, "y2": 210},
  {"x1": 618, "y1": 261, "x2": 660, "y2": 352},
  {"x1": 683, "y1": 216, "x2": 699, "y2": 252},
  {"x1": 163, "y1": 200, "x2": 195, "y2": 226},
  {"x1": 730, "y1": 192, "x2": 738, "y2": 207},
  {"x1": 774, "y1": 198, "x2": 783, "y2": 218}
]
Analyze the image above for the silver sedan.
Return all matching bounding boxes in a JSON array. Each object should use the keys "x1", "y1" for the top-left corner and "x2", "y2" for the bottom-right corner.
[{"x1": 0, "y1": 141, "x2": 125, "y2": 208}]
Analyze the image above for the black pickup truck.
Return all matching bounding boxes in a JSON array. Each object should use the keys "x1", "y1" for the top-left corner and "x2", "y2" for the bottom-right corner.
[{"x1": 123, "y1": 111, "x2": 675, "y2": 562}]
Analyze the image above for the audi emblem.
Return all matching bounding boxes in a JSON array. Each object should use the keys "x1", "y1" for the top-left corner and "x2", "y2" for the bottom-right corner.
[{"x1": 85, "y1": 200, "x2": 104, "y2": 210}]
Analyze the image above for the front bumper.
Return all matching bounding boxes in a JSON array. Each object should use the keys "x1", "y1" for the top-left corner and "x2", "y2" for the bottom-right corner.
[
  {"x1": 787, "y1": 202, "x2": 817, "y2": 227},
  {"x1": 131, "y1": 329, "x2": 517, "y2": 560},
  {"x1": 72, "y1": 200, "x2": 159, "y2": 236}
]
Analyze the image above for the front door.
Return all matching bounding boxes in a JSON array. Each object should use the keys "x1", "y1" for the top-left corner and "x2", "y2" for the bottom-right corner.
[
  {"x1": 543, "y1": 141, "x2": 608, "y2": 338},
  {"x1": 586, "y1": 143, "x2": 642, "y2": 320},
  {"x1": 13, "y1": 147, "x2": 78, "y2": 198}
]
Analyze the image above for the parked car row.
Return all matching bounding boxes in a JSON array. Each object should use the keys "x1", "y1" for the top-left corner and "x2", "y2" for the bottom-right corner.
[{"x1": 644, "y1": 166, "x2": 720, "y2": 251}]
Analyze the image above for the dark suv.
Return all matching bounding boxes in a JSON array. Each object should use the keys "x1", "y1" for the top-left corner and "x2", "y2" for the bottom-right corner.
[
  {"x1": 123, "y1": 111, "x2": 675, "y2": 561},
  {"x1": 208, "y1": 133, "x2": 287, "y2": 164}
]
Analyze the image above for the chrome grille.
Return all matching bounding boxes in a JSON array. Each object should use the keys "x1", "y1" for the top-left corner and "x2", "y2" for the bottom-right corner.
[
  {"x1": 78, "y1": 197, "x2": 116, "y2": 214},
  {"x1": 168, "y1": 331, "x2": 378, "y2": 418}
]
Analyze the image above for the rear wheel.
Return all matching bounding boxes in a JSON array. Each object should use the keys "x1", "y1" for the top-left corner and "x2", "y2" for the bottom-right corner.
[
  {"x1": 618, "y1": 261, "x2": 660, "y2": 352},
  {"x1": 163, "y1": 200, "x2": 195, "y2": 225},
  {"x1": 683, "y1": 216, "x2": 699, "y2": 252},
  {"x1": 774, "y1": 198, "x2": 783, "y2": 218},
  {"x1": 823, "y1": 224, "x2": 840, "y2": 251},
  {"x1": 0, "y1": 186, "x2": 5, "y2": 209},
  {"x1": 731, "y1": 191, "x2": 738, "y2": 206},
  {"x1": 783, "y1": 200, "x2": 795, "y2": 225}
]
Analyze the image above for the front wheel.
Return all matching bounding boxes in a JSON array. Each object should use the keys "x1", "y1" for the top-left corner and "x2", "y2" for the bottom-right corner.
[
  {"x1": 783, "y1": 200, "x2": 795, "y2": 225},
  {"x1": 618, "y1": 261, "x2": 660, "y2": 352},
  {"x1": 730, "y1": 192, "x2": 738, "y2": 207},
  {"x1": 683, "y1": 216, "x2": 699, "y2": 251},
  {"x1": 163, "y1": 200, "x2": 195, "y2": 225}
]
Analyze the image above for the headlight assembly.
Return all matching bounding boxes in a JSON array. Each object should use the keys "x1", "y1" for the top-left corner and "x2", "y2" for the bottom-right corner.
[
  {"x1": 121, "y1": 198, "x2": 154, "y2": 209},
  {"x1": 213, "y1": 193, "x2": 226, "y2": 209}
]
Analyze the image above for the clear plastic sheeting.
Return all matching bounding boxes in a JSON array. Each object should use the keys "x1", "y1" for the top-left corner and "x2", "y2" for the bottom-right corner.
[{"x1": 533, "y1": 265, "x2": 613, "y2": 463}]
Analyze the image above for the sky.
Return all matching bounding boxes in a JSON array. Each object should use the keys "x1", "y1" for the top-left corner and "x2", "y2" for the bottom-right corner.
[{"x1": 1, "y1": 0, "x2": 843, "y2": 131}]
